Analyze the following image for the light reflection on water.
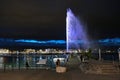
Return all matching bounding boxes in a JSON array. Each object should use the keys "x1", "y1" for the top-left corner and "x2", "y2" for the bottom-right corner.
[
  {"x1": 0, "y1": 53, "x2": 119, "y2": 69},
  {"x1": 0, "y1": 53, "x2": 69, "y2": 69}
]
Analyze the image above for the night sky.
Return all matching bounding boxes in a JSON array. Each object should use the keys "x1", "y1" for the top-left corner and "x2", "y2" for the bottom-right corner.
[{"x1": 0, "y1": 0, "x2": 120, "y2": 40}]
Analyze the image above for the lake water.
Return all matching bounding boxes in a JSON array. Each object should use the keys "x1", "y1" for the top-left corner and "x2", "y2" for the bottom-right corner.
[
  {"x1": 0, "y1": 53, "x2": 119, "y2": 69},
  {"x1": 0, "y1": 53, "x2": 69, "y2": 69}
]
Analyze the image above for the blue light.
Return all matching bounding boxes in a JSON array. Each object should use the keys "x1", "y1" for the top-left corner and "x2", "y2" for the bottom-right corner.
[
  {"x1": 46, "y1": 40, "x2": 65, "y2": 44},
  {"x1": 0, "y1": 38, "x2": 120, "y2": 47},
  {"x1": 15, "y1": 39, "x2": 39, "y2": 43},
  {"x1": 15, "y1": 39, "x2": 65, "y2": 44},
  {"x1": 98, "y1": 38, "x2": 120, "y2": 43}
]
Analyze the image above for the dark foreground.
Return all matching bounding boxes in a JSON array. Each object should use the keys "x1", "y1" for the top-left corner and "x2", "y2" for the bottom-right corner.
[{"x1": 0, "y1": 69, "x2": 119, "y2": 80}]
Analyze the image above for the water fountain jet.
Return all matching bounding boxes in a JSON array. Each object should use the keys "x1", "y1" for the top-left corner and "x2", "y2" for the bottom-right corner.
[{"x1": 66, "y1": 8, "x2": 90, "y2": 52}]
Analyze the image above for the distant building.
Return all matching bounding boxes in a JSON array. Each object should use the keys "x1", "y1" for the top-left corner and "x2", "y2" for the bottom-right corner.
[{"x1": 0, "y1": 49, "x2": 10, "y2": 54}]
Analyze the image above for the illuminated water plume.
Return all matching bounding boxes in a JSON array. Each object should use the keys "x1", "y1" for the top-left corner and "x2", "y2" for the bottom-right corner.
[{"x1": 66, "y1": 8, "x2": 90, "y2": 52}]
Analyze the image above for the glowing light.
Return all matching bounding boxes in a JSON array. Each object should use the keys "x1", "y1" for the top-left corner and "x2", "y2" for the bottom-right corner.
[
  {"x1": 15, "y1": 39, "x2": 65, "y2": 44},
  {"x1": 66, "y1": 8, "x2": 90, "y2": 52},
  {"x1": 15, "y1": 39, "x2": 40, "y2": 43},
  {"x1": 0, "y1": 38, "x2": 120, "y2": 47},
  {"x1": 98, "y1": 38, "x2": 120, "y2": 43}
]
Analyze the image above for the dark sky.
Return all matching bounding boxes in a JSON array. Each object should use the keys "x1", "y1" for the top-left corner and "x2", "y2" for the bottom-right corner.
[{"x1": 0, "y1": 0, "x2": 120, "y2": 40}]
